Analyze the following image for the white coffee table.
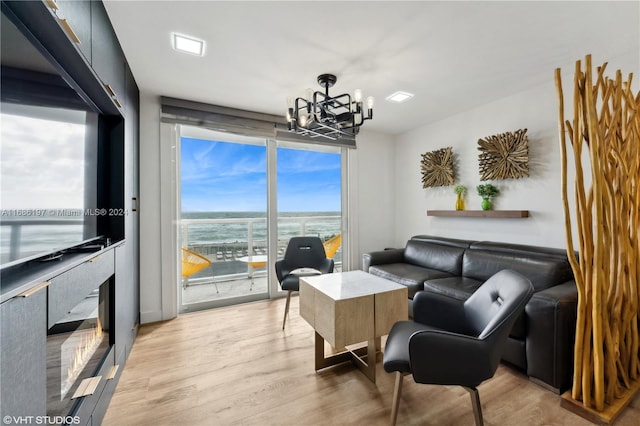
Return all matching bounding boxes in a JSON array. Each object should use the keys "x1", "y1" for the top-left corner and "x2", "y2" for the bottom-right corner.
[
  {"x1": 299, "y1": 270, "x2": 408, "y2": 383},
  {"x1": 238, "y1": 255, "x2": 268, "y2": 290}
]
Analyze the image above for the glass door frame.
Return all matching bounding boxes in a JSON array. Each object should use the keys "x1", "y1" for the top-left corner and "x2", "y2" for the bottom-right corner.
[
  {"x1": 162, "y1": 123, "x2": 351, "y2": 316},
  {"x1": 177, "y1": 126, "x2": 270, "y2": 313}
]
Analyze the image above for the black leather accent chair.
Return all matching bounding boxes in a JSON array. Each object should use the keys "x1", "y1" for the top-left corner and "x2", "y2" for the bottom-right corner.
[
  {"x1": 275, "y1": 237, "x2": 334, "y2": 329},
  {"x1": 383, "y1": 269, "x2": 534, "y2": 426}
]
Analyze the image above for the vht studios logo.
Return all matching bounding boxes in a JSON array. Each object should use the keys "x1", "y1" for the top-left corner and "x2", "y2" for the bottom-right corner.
[{"x1": 2, "y1": 416, "x2": 80, "y2": 425}]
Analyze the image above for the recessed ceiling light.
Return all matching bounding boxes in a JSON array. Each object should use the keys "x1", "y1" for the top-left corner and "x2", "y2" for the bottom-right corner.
[
  {"x1": 385, "y1": 91, "x2": 414, "y2": 103},
  {"x1": 172, "y1": 33, "x2": 205, "y2": 56}
]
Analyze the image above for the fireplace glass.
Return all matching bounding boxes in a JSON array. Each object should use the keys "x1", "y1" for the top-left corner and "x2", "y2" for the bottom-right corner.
[{"x1": 47, "y1": 281, "x2": 111, "y2": 417}]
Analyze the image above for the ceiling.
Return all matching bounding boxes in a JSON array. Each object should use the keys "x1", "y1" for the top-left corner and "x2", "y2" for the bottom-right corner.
[{"x1": 103, "y1": 1, "x2": 639, "y2": 136}]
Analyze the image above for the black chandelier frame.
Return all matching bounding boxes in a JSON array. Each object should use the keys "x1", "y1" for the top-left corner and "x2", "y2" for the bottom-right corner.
[{"x1": 287, "y1": 74, "x2": 373, "y2": 140}]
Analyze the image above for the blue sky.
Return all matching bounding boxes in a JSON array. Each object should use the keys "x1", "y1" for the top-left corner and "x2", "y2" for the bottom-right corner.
[{"x1": 180, "y1": 137, "x2": 341, "y2": 212}]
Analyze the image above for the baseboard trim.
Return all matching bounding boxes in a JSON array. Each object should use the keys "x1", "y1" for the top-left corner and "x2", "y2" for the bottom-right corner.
[
  {"x1": 529, "y1": 376, "x2": 562, "y2": 394},
  {"x1": 140, "y1": 310, "x2": 163, "y2": 324}
]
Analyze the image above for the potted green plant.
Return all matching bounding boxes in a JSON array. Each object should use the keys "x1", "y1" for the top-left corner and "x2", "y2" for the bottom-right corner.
[
  {"x1": 476, "y1": 183, "x2": 500, "y2": 210},
  {"x1": 453, "y1": 185, "x2": 467, "y2": 210}
]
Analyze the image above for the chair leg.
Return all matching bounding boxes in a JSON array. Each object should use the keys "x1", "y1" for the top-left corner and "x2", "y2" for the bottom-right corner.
[
  {"x1": 282, "y1": 290, "x2": 292, "y2": 329},
  {"x1": 463, "y1": 386, "x2": 484, "y2": 426},
  {"x1": 210, "y1": 266, "x2": 219, "y2": 293},
  {"x1": 390, "y1": 372, "x2": 404, "y2": 426}
]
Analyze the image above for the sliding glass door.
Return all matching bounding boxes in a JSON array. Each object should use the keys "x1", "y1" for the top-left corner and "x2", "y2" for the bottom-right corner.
[
  {"x1": 178, "y1": 127, "x2": 268, "y2": 312},
  {"x1": 176, "y1": 126, "x2": 345, "y2": 313},
  {"x1": 276, "y1": 142, "x2": 343, "y2": 271}
]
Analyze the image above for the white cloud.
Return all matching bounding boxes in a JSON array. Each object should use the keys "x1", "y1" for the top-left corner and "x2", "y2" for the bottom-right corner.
[{"x1": 1, "y1": 113, "x2": 85, "y2": 209}]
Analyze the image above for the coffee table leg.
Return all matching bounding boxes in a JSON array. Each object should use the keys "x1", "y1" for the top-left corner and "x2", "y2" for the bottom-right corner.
[
  {"x1": 314, "y1": 332, "x2": 351, "y2": 371},
  {"x1": 351, "y1": 337, "x2": 378, "y2": 383},
  {"x1": 314, "y1": 332, "x2": 380, "y2": 383},
  {"x1": 314, "y1": 331, "x2": 324, "y2": 369}
]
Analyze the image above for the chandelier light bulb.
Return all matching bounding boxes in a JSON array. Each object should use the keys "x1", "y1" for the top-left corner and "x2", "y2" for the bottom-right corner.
[
  {"x1": 305, "y1": 88, "x2": 314, "y2": 101},
  {"x1": 367, "y1": 96, "x2": 375, "y2": 109},
  {"x1": 354, "y1": 89, "x2": 363, "y2": 102},
  {"x1": 299, "y1": 114, "x2": 308, "y2": 127},
  {"x1": 287, "y1": 97, "x2": 294, "y2": 108}
]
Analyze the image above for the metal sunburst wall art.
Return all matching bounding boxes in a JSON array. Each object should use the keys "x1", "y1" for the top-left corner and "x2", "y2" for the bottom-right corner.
[
  {"x1": 421, "y1": 146, "x2": 455, "y2": 188},
  {"x1": 477, "y1": 128, "x2": 529, "y2": 180}
]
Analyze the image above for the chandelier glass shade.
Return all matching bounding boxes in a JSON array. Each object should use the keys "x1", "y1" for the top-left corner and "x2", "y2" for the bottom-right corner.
[{"x1": 286, "y1": 74, "x2": 373, "y2": 140}]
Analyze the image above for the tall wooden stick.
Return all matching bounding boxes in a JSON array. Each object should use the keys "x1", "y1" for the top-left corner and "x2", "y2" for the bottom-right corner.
[{"x1": 555, "y1": 55, "x2": 640, "y2": 412}]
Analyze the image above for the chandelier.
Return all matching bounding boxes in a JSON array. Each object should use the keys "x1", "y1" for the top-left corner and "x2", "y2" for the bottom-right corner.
[{"x1": 286, "y1": 73, "x2": 374, "y2": 140}]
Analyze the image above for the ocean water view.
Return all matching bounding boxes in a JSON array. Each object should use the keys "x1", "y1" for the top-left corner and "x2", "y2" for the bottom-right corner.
[
  {"x1": 181, "y1": 211, "x2": 341, "y2": 245},
  {"x1": 0, "y1": 215, "x2": 86, "y2": 265},
  {"x1": 180, "y1": 211, "x2": 342, "y2": 278},
  {"x1": 1, "y1": 211, "x2": 342, "y2": 268}
]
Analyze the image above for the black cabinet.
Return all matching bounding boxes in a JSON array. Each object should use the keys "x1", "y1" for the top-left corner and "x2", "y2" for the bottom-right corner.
[
  {"x1": 115, "y1": 244, "x2": 136, "y2": 365},
  {"x1": 90, "y1": 351, "x2": 122, "y2": 425},
  {"x1": 0, "y1": 0, "x2": 139, "y2": 422},
  {"x1": 69, "y1": 346, "x2": 115, "y2": 426},
  {"x1": 125, "y1": 60, "x2": 140, "y2": 340},
  {"x1": 90, "y1": 1, "x2": 125, "y2": 108},
  {"x1": 48, "y1": 250, "x2": 115, "y2": 328},
  {"x1": 41, "y1": 0, "x2": 126, "y2": 110},
  {"x1": 0, "y1": 289, "x2": 47, "y2": 418},
  {"x1": 56, "y1": 0, "x2": 92, "y2": 60}
]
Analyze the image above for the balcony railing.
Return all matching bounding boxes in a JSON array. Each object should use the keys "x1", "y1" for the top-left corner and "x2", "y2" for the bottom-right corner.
[
  {"x1": 1, "y1": 217, "x2": 85, "y2": 264},
  {"x1": 179, "y1": 214, "x2": 341, "y2": 285}
]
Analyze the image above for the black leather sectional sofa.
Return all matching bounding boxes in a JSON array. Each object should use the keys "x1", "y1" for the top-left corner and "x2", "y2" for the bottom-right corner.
[{"x1": 362, "y1": 235, "x2": 578, "y2": 393}]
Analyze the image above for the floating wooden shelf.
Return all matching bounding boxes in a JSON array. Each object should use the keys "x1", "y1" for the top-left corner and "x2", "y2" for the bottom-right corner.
[{"x1": 427, "y1": 210, "x2": 530, "y2": 218}]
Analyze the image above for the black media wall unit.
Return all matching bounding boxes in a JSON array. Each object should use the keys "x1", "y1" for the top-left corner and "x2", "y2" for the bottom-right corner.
[{"x1": 0, "y1": 1, "x2": 139, "y2": 424}]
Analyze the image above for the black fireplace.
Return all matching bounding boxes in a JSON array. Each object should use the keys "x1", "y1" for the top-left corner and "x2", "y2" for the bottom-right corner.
[{"x1": 46, "y1": 279, "x2": 113, "y2": 417}]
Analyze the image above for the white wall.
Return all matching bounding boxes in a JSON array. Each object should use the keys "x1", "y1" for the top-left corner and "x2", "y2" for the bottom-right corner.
[
  {"x1": 138, "y1": 93, "x2": 163, "y2": 324},
  {"x1": 348, "y1": 129, "x2": 396, "y2": 265},
  {"x1": 391, "y1": 52, "x2": 639, "y2": 249},
  {"x1": 393, "y1": 82, "x2": 565, "y2": 248}
]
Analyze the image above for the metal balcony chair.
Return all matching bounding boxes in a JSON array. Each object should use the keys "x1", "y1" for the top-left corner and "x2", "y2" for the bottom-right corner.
[
  {"x1": 322, "y1": 234, "x2": 342, "y2": 259},
  {"x1": 383, "y1": 269, "x2": 533, "y2": 426},
  {"x1": 181, "y1": 247, "x2": 217, "y2": 293}
]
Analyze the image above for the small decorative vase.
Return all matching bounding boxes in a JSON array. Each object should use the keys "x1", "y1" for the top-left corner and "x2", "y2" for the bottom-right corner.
[
  {"x1": 455, "y1": 193, "x2": 465, "y2": 211},
  {"x1": 481, "y1": 197, "x2": 492, "y2": 211}
]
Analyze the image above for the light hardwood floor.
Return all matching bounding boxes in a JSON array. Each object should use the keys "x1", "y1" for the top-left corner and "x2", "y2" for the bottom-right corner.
[{"x1": 103, "y1": 296, "x2": 640, "y2": 425}]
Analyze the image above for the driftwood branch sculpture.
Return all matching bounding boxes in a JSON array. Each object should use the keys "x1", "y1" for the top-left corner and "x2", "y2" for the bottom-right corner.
[
  {"x1": 555, "y1": 55, "x2": 640, "y2": 413},
  {"x1": 477, "y1": 129, "x2": 529, "y2": 180},
  {"x1": 420, "y1": 147, "x2": 455, "y2": 188}
]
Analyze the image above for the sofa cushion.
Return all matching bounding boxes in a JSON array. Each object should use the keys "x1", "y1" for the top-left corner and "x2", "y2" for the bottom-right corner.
[
  {"x1": 411, "y1": 235, "x2": 473, "y2": 249},
  {"x1": 368, "y1": 263, "x2": 453, "y2": 299},
  {"x1": 403, "y1": 240, "x2": 466, "y2": 275},
  {"x1": 423, "y1": 276, "x2": 483, "y2": 301},
  {"x1": 470, "y1": 241, "x2": 571, "y2": 261},
  {"x1": 462, "y1": 249, "x2": 573, "y2": 292},
  {"x1": 509, "y1": 314, "x2": 527, "y2": 340}
]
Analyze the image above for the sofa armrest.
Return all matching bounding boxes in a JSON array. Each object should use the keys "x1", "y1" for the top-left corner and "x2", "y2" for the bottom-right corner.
[
  {"x1": 362, "y1": 248, "x2": 405, "y2": 271},
  {"x1": 525, "y1": 280, "x2": 578, "y2": 393},
  {"x1": 412, "y1": 291, "x2": 467, "y2": 334}
]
